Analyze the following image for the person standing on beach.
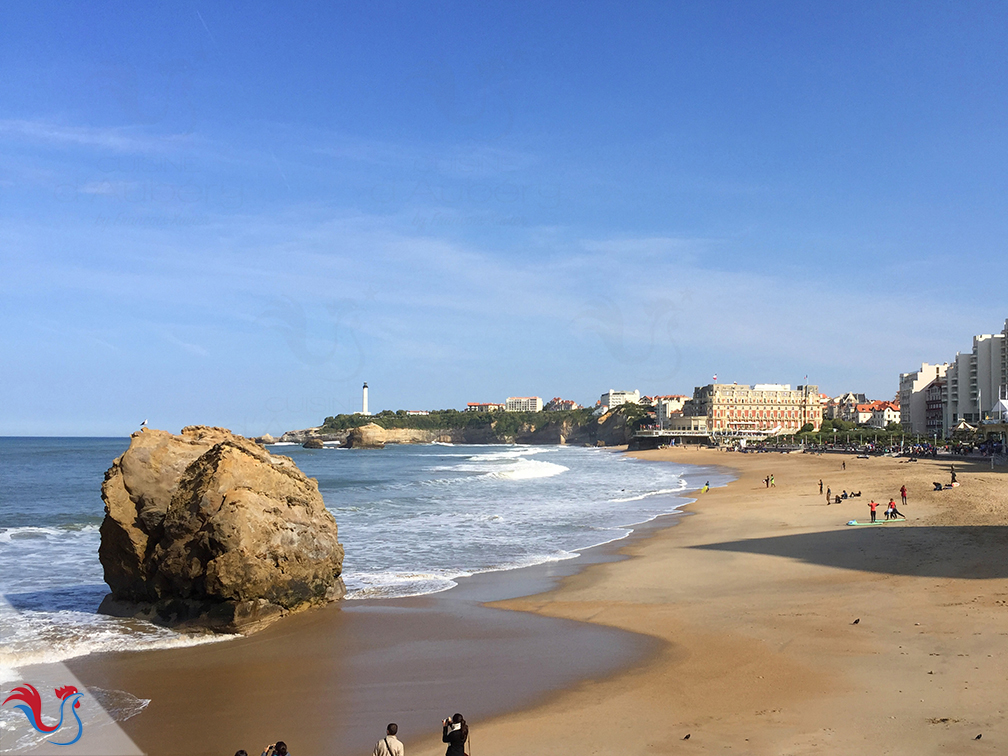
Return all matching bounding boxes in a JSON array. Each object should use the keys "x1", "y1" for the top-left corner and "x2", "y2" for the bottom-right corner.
[
  {"x1": 442, "y1": 714, "x2": 468, "y2": 756},
  {"x1": 842, "y1": 461, "x2": 846, "y2": 470},
  {"x1": 900, "y1": 484, "x2": 907, "y2": 506},
  {"x1": 373, "y1": 724, "x2": 404, "y2": 756},
  {"x1": 820, "y1": 479, "x2": 823, "y2": 494},
  {"x1": 826, "y1": 487, "x2": 831, "y2": 504},
  {"x1": 770, "y1": 474, "x2": 775, "y2": 487},
  {"x1": 869, "y1": 500, "x2": 878, "y2": 523}
]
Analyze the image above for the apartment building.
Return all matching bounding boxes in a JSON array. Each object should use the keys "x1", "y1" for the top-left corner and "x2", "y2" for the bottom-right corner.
[
  {"x1": 544, "y1": 397, "x2": 581, "y2": 411},
  {"x1": 505, "y1": 396, "x2": 544, "y2": 412},
  {"x1": 598, "y1": 389, "x2": 640, "y2": 411},
  {"x1": 925, "y1": 377, "x2": 946, "y2": 438},
  {"x1": 899, "y1": 363, "x2": 948, "y2": 435},
  {"x1": 944, "y1": 322, "x2": 1008, "y2": 427},
  {"x1": 682, "y1": 383, "x2": 823, "y2": 433},
  {"x1": 466, "y1": 402, "x2": 505, "y2": 412},
  {"x1": 655, "y1": 395, "x2": 689, "y2": 428}
]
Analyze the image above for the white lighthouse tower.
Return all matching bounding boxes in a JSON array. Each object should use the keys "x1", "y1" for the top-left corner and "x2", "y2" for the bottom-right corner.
[{"x1": 362, "y1": 382, "x2": 370, "y2": 416}]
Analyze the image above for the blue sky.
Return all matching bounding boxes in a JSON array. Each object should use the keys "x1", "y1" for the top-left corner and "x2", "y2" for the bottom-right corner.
[{"x1": 2, "y1": 2, "x2": 1006, "y2": 435}]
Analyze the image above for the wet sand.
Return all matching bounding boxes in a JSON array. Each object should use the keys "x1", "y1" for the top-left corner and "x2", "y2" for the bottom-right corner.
[
  {"x1": 64, "y1": 457, "x2": 728, "y2": 756},
  {"x1": 67, "y1": 448, "x2": 1008, "y2": 755},
  {"x1": 403, "y1": 448, "x2": 1008, "y2": 755}
]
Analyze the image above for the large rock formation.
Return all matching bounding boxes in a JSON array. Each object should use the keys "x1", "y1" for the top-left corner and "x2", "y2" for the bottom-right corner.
[{"x1": 98, "y1": 426, "x2": 345, "y2": 633}]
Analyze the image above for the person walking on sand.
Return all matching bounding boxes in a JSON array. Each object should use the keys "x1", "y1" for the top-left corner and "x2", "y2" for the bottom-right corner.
[
  {"x1": 900, "y1": 484, "x2": 908, "y2": 506},
  {"x1": 373, "y1": 724, "x2": 404, "y2": 756},
  {"x1": 889, "y1": 497, "x2": 904, "y2": 519},
  {"x1": 842, "y1": 461, "x2": 846, "y2": 470},
  {"x1": 770, "y1": 474, "x2": 775, "y2": 487},
  {"x1": 442, "y1": 713, "x2": 469, "y2": 756},
  {"x1": 826, "y1": 487, "x2": 831, "y2": 505},
  {"x1": 819, "y1": 479, "x2": 823, "y2": 495},
  {"x1": 869, "y1": 500, "x2": 878, "y2": 523}
]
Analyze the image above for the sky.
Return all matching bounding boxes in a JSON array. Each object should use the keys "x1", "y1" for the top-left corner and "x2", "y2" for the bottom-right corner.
[{"x1": 2, "y1": 2, "x2": 1007, "y2": 436}]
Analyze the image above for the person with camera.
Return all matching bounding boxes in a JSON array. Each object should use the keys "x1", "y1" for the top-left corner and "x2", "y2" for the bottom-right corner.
[
  {"x1": 372, "y1": 723, "x2": 404, "y2": 756},
  {"x1": 261, "y1": 741, "x2": 288, "y2": 756},
  {"x1": 442, "y1": 713, "x2": 468, "y2": 756}
]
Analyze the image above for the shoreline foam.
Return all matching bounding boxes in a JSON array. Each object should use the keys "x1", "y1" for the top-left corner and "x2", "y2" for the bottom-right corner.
[{"x1": 62, "y1": 454, "x2": 728, "y2": 756}]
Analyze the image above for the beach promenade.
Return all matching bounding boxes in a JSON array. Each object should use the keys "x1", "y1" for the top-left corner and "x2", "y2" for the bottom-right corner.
[{"x1": 408, "y1": 448, "x2": 1008, "y2": 755}]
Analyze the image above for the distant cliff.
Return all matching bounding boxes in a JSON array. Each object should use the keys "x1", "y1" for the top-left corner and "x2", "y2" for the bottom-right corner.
[{"x1": 280, "y1": 406, "x2": 645, "y2": 447}]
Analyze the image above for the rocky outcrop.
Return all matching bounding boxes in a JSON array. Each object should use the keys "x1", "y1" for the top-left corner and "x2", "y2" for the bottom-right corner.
[
  {"x1": 343, "y1": 424, "x2": 456, "y2": 448},
  {"x1": 254, "y1": 433, "x2": 276, "y2": 445},
  {"x1": 344, "y1": 423, "x2": 388, "y2": 448},
  {"x1": 302, "y1": 438, "x2": 324, "y2": 449},
  {"x1": 98, "y1": 426, "x2": 345, "y2": 633},
  {"x1": 279, "y1": 427, "x2": 351, "y2": 445}
]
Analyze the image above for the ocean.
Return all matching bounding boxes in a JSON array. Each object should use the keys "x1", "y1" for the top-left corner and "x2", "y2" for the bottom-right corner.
[{"x1": 0, "y1": 438, "x2": 720, "y2": 682}]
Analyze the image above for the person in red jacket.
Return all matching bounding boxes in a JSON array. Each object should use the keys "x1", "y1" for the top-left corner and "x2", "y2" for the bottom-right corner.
[{"x1": 869, "y1": 500, "x2": 878, "y2": 523}]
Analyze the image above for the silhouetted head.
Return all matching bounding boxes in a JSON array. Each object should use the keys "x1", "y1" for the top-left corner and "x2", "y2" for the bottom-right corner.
[
  {"x1": 387, "y1": 723, "x2": 398, "y2": 736},
  {"x1": 275, "y1": 743, "x2": 288, "y2": 756}
]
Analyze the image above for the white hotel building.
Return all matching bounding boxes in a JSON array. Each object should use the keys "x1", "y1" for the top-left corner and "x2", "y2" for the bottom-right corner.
[{"x1": 505, "y1": 396, "x2": 544, "y2": 412}]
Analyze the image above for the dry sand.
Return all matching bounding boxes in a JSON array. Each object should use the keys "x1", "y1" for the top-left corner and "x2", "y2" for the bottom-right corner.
[
  {"x1": 68, "y1": 449, "x2": 1008, "y2": 755},
  {"x1": 406, "y1": 448, "x2": 1008, "y2": 755}
]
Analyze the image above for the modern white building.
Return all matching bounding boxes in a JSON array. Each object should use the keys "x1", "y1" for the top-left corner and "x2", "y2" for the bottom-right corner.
[
  {"x1": 505, "y1": 396, "x2": 544, "y2": 412},
  {"x1": 598, "y1": 389, "x2": 640, "y2": 412},
  {"x1": 655, "y1": 395, "x2": 689, "y2": 428},
  {"x1": 899, "y1": 364, "x2": 947, "y2": 435},
  {"x1": 944, "y1": 322, "x2": 1008, "y2": 427}
]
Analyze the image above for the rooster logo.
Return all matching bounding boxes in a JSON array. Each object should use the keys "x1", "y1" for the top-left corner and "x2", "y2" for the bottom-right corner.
[{"x1": 2, "y1": 684, "x2": 84, "y2": 746}]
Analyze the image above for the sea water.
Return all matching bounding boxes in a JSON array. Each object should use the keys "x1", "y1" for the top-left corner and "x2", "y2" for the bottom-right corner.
[{"x1": 0, "y1": 438, "x2": 720, "y2": 677}]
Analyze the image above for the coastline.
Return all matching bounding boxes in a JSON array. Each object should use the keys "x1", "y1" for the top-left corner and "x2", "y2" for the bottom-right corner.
[
  {"x1": 62, "y1": 446, "x2": 1008, "y2": 754},
  {"x1": 403, "y1": 447, "x2": 1008, "y2": 755},
  {"x1": 62, "y1": 449, "x2": 722, "y2": 756}
]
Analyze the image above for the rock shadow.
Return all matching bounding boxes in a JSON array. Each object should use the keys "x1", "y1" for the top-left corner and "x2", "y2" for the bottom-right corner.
[{"x1": 692, "y1": 526, "x2": 1008, "y2": 579}]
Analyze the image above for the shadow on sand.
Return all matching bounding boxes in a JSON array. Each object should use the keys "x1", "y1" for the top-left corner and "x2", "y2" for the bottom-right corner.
[{"x1": 692, "y1": 526, "x2": 1008, "y2": 579}]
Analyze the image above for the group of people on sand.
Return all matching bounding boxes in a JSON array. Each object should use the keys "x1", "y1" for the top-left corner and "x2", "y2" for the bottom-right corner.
[
  {"x1": 867, "y1": 496, "x2": 905, "y2": 523},
  {"x1": 241, "y1": 713, "x2": 470, "y2": 756},
  {"x1": 821, "y1": 474, "x2": 910, "y2": 524}
]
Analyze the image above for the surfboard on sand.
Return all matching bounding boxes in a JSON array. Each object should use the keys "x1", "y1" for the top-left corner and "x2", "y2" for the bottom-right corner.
[{"x1": 846, "y1": 519, "x2": 906, "y2": 526}]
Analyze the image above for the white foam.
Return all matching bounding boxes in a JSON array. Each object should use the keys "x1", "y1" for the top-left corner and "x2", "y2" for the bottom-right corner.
[
  {"x1": 610, "y1": 485, "x2": 685, "y2": 503},
  {"x1": 487, "y1": 458, "x2": 569, "y2": 480},
  {"x1": 0, "y1": 606, "x2": 236, "y2": 670}
]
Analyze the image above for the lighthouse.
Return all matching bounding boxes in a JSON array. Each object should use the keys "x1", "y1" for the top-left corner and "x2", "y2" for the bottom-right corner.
[{"x1": 362, "y1": 382, "x2": 370, "y2": 415}]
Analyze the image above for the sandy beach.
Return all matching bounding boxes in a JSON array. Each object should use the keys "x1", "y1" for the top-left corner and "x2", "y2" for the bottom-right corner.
[
  {"x1": 67, "y1": 448, "x2": 1008, "y2": 755},
  {"x1": 405, "y1": 448, "x2": 1008, "y2": 755}
]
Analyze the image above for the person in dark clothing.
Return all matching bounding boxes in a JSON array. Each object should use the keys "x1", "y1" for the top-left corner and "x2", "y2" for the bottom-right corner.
[{"x1": 442, "y1": 713, "x2": 468, "y2": 756}]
